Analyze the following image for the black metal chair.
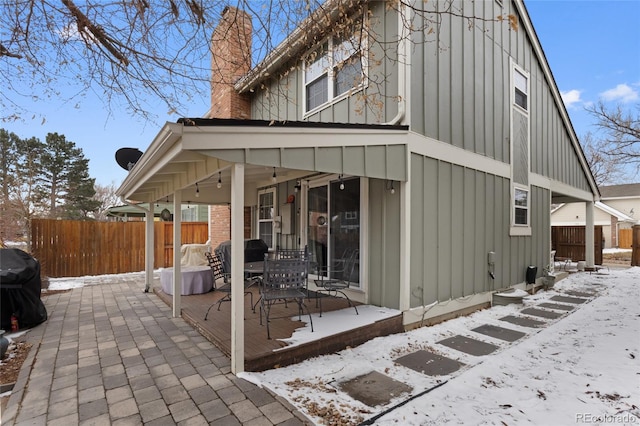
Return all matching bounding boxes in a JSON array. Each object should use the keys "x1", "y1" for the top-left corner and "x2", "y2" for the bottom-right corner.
[
  {"x1": 274, "y1": 246, "x2": 310, "y2": 296},
  {"x1": 259, "y1": 254, "x2": 313, "y2": 339},
  {"x1": 314, "y1": 249, "x2": 359, "y2": 316},
  {"x1": 204, "y1": 251, "x2": 254, "y2": 320}
]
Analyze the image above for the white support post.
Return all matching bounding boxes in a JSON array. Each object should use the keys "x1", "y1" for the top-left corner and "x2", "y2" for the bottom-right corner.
[
  {"x1": 399, "y1": 178, "x2": 411, "y2": 312},
  {"x1": 230, "y1": 163, "x2": 245, "y2": 374},
  {"x1": 585, "y1": 201, "x2": 595, "y2": 267},
  {"x1": 145, "y1": 204, "x2": 155, "y2": 292},
  {"x1": 172, "y1": 192, "x2": 182, "y2": 317}
]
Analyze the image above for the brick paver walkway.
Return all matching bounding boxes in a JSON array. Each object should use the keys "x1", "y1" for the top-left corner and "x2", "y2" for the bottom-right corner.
[{"x1": 2, "y1": 276, "x2": 309, "y2": 425}]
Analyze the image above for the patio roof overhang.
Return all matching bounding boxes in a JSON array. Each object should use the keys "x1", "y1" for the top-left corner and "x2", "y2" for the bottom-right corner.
[{"x1": 116, "y1": 118, "x2": 410, "y2": 205}]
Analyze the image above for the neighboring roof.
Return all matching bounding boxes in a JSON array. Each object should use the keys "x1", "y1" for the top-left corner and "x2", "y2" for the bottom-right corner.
[
  {"x1": 595, "y1": 201, "x2": 636, "y2": 222},
  {"x1": 599, "y1": 183, "x2": 640, "y2": 199},
  {"x1": 107, "y1": 203, "x2": 175, "y2": 218},
  {"x1": 551, "y1": 201, "x2": 636, "y2": 223}
]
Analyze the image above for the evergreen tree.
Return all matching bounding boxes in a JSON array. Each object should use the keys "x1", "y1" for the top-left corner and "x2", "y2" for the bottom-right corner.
[
  {"x1": 0, "y1": 129, "x2": 19, "y2": 242},
  {"x1": 12, "y1": 135, "x2": 46, "y2": 247},
  {"x1": 64, "y1": 154, "x2": 101, "y2": 219},
  {"x1": 37, "y1": 132, "x2": 75, "y2": 218}
]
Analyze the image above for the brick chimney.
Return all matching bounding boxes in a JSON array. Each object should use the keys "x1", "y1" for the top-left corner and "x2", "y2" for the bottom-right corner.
[
  {"x1": 209, "y1": 6, "x2": 252, "y2": 119},
  {"x1": 208, "y1": 7, "x2": 253, "y2": 248}
]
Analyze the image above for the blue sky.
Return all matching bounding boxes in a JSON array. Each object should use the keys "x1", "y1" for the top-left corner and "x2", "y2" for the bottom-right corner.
[{"x1": 3, "y1": 0, "x2": 639, "y2": 187}]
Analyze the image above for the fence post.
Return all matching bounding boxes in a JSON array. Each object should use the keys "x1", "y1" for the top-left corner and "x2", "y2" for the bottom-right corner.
[{"x1": 632, "y1": 225, "x2": 640, "y2": 267}]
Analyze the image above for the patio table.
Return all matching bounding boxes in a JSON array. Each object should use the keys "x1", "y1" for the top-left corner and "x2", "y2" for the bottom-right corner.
[{"x1": 161, "y1": 265, "x2": 213, "y2": 295}]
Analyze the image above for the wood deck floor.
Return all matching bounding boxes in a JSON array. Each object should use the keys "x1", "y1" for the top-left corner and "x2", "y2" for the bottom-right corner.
[{"x1": 154, "y1": 285, "x2": 403, "y2": 372}]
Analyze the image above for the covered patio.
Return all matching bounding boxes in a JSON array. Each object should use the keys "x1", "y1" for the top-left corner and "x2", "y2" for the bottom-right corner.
[
  {"x1": 153, "y1": 284, "x2": 403, "y2": 372},
  {"x1": 116, "y1": 118, "x2": 410, "y2": 373}
]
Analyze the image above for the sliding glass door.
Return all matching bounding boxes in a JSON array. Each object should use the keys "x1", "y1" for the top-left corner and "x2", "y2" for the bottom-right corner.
[{"x1": 307, "y1": 177, "x2": 360, "y2": 286}]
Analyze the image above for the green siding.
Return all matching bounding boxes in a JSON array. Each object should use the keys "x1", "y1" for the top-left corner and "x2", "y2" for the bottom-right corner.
[
  {"x1": 249, "y1": 1, "x2": 400, "y2": 124},
  {"x1": 368, "y1": 179, "x2": 401, "y2": 309},
  {"x1": 408, "y1": 0, "x2": 591, "y2": 191},
  {"x1": 410, "y1": 153, "x2": 551, "y2": 307}
]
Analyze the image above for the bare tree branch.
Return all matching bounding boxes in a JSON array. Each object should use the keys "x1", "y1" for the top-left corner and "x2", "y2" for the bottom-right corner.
[
  {"x1": 586, "y1": 101, "x2": 640, "y2": 174},
  {"x1": 1, "y1": 0, "x2": 515, "y2": 123}
]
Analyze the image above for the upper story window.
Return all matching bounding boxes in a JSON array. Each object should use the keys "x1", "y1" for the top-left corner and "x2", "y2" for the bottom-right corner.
[
  {"x1": 303, "y1": 18, "x2": 366, "y2": 114},
  {"x1": 514, "y1": 69, "x2": 528, "y2": 111}
]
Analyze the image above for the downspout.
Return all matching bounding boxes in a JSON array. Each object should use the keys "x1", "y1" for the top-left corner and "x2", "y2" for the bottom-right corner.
[
  {"x1": 383, "y1": 2, "x2": 410, "y2": 126},
  {"x1": 120, "y1": 196, "x2": 155, "y2": 292}
]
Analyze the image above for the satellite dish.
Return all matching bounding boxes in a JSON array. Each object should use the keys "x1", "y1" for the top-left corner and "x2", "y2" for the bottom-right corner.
[
  {"x1": 160, "y1": 209, "x2": 172, "y2": 221},
  {"x1": 115, "y1": 148, "x2": 143, "y2": 171}
]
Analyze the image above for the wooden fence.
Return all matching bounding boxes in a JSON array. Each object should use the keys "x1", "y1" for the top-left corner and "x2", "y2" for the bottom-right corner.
[
  {"x1": 618, "y1": 228, "x2": 633, "y2": 249},
  {"x1": 632, "y1": 225, "x2": 640, "y2": 267},
  {"x1": 551, "y1": 225, "x2": 603, "y2": 265},
  {"x1": 31, "y1": 219, "x2": 208, "y2": 278}
]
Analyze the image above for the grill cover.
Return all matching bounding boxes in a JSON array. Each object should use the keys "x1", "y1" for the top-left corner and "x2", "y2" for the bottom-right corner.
[
  {"x1": 214, "y1": 239, "x2": 269, "y2": 273},
  {"x1": 0, "y1": 249, "x2": 48, "y2": 331}
]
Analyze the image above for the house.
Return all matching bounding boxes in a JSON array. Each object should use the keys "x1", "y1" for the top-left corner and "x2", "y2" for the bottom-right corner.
[
  {"x1": 551, "y1": 183, "x2": 639, "y2": 248},
  {"x1": 116, "y1": 0, "x2": 599, "y2": 373},
  {"x1": 106, "y1": 203, "x2": 208, "y2": 222}
]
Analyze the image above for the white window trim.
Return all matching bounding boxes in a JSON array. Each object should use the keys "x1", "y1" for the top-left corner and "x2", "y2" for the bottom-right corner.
[
  {"x1": 302, "y1": 13, "x2": 368, "y2": 117},
  {"x1": 512, "y1": 184, "x2": 530, "y2": 226},
  {"x1": 509, "y1": 59, "x2": 532, "y2": 236},
  {"x1": 257, "y1": 187, "x2": 277, "y2": 249}
]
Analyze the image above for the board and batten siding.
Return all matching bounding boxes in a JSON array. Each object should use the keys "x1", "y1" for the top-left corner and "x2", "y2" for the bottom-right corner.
[
  {"x1": 409, "y1": 154, "x2": 550, "y2": 308},
  {"x1": 367, "y1": 178, "x2": 402, "y2": 309},
  {"x1": 410, "y1": 0, "x2": 592, "y2": 192},
  {"x1": 249, "y1": 1, "x2": 399, "y2": 124}
]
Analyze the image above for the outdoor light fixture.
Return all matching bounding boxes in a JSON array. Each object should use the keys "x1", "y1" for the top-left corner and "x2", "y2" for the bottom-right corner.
[
  {"x1": 294, "y1": 180, "x2": 301, "y2": 193},
  {"x1": 386, "y1": 180, "x2": 396, "y2": 194},
  {"x1": 217, "y1": 172, "x2": 222, "y2": 189},
  {"x1": 339, "y1": 175, "x2": 345, "y2": 190},
  {"x1": 272, "y1": 167, "x2": 277, "y2": 183},
  {"x1": 195, "y1": 182, "x2": 200, "y2": 197}
]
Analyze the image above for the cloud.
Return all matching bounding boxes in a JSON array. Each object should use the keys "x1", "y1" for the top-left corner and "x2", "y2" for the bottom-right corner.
[
  {"x1": 600, "y1": 83, "x2": 639, "y2": 103},
  {"x1": 561, "y1": 89, "x2": 582, "y2": 108}
]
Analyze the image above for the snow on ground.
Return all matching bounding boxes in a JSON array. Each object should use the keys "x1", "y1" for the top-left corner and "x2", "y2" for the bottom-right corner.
[
  {"x1": 29, "y1": 265, "x2": 640, "y2": 424},
  {"x1": 603, "y1": 248, "x2": 633, "y2": 254},
  {"x1": 240, "y1": 267, "x2": 640, "y2": 425}
]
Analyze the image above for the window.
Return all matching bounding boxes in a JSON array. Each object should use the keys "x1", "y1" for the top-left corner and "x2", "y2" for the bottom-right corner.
[
  {"x1": 513, "y1": 187, "x2": 529, "y2": 226},
  {"x1": 303, "y1": 18, "x2": 365, "y2": 113},
  {"x1": 514, "y1": 69, "x2": 528, "y2": 110},
  {"x1": 510, "y1": 60, "x2": 531, "y2": 235},
  {"x1": 258, "y1": 188, "x2": 276, "y2": 249}
]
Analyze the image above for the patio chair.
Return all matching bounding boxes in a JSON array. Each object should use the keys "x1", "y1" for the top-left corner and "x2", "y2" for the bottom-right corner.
[
  {"x1": 274, "y1": 246, "x2": 310, "y2": 297},
  {"x1": 259, "y1": 254, "x2": 313, "y2": 339},
  {"x1": 204, "y1": 251, "x2": 255, "y2": 320},
  {"x1": 314, "y1": 249, "x2": 359, "y2": 316}
]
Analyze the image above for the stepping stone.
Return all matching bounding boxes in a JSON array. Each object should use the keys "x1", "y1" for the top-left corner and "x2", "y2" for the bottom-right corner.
[
  {"x1": 550, "y1": 295, "x2": 588, "y2": 304},
  {"x1": 437, "y1": 335, "x2": 499, "y2": 356},
  {"x1": 564, "y1": 290, "x2": 595, "y2": 298},
  {"x1": 521, "y1": 307, "x2": 563, "y2": 319},
  {"x1": 339, "y1": 371, "x2": 412, "y2": 406},
  {"x1": 395, "y1": 350, "x2": 465, "y2": 376},
  {"x1": 471, "y1": 324, "x2": 526, "y2": 342},
  {"x1": 538, "y1": 302, "x2": 575, "y2": 311},
  {"x1": 499, "y1": 315, "x2": 546, "y2": 328}
]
